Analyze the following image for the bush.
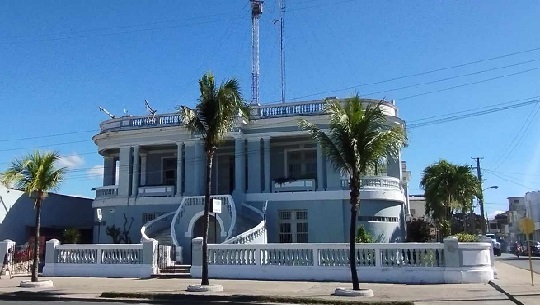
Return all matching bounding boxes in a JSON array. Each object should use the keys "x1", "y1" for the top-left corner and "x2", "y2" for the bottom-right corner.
[
  {"x1": 454, "y1": 233, "x2": 479, "y2": 242},
  {"x1": 63, "y1": 228, "x2": 81, "y2": 244},
  {"x1": 355, "y1": 225, "x2": 373, "y2": 243}
]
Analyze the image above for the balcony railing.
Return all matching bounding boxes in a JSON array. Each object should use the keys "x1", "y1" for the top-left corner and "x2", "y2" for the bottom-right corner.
[
  {"x1": 272, "y1": 179, "x2": 316, "y2": 193},
  {"x1": 98, "y1": 99, "x2": 397, "y2": 133},
  {"x1": 99, "y1": 114, "x2": 181, "y2": 132},
  {"x1": 138, "y1": 185, "x2": 175, "y2": 197},
  {"x1": 94, "y1": 185, "x2": 118, "y2": 198},
  {"x1": 341, "y1": 176, "x2": 401, "y2": 191}
]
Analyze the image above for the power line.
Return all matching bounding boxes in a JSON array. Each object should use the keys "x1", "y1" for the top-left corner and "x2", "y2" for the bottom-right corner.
[
  {"x1": 283, "y1": 46, "x2": 540, "y2": 102},
  {"x1": 489, "y1": 102, "x2": 540, "y2": 171}
]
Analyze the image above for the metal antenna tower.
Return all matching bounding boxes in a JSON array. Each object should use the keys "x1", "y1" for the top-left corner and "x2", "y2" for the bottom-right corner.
[
  {"x1": 279, "y1": 0, "x2": 285, "y2": 103},
  {"x1": 250, "y1": 0, "x2": 263, "y2": 105}
]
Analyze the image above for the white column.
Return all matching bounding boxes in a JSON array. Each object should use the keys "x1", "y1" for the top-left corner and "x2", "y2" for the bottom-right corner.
[
  {"x1": 176, "y1": 142, "x2": 183, "y2": 196},
  {"x1": 263, "y1": 137, "x2": 271, "y2": 192},
  {"x1": 118, "y1": 147, "x2": 131, "y2": 197},
  {"x1": 140, "y1": 153, "x2": 147, "y2": 186},
  {"x1": 234, "y1": 137, "x2": 246, "y2": 193},
  {"x1": 316, "y1": 143, "x2": 324, "y2": 190},
  {"x1": 131, "y1": 146, "x2": 140, "y2": 197}
]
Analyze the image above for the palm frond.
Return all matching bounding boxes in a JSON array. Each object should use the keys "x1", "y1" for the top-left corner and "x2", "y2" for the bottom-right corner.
[
  {"x1": 299, "y1": 95, "x2": 407, "y2": 185},
  {"x1": 0, "y1": 151, "x2": 66, "y2": 196},
  {"x1": 178, "y1": 72, "x2": 249, "y2": 153}
]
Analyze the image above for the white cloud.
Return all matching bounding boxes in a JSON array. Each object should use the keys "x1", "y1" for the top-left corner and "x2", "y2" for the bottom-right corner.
[
  {"x1": 87, "y1": 164, "x2": 119, "y2": 184},
  {"x1": 87, "y1": 165, "x2": 104, "y2": 179},
  {"x1": 487, "y1": 210, "x2": 506, "y2": 220},
  {"x1": 58, "y1": 154, "x2": 85, "y2": 170}
]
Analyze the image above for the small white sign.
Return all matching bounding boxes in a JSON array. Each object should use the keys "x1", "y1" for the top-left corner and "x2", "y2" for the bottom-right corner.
[{"x1": 212, "y1": 199, "x2": 222, "y2": 214}]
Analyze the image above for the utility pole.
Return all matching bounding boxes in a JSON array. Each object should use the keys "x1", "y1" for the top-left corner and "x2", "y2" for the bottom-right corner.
[{"x1": 472, "y1": 157, "x2": 486, "y2": 235}]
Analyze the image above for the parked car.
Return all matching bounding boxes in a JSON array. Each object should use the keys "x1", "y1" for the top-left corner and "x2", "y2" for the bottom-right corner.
[
  {"x1": 518, "y1": 241, "x2": 540, "y2": 257},
  {"x1": 485, "y1": 234, "x2": 501, "y2": 256}
]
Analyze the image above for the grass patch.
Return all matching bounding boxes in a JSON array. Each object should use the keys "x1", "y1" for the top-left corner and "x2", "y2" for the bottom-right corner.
[{"x1": 100, "y1": 292, "x2": 414, "y2": 305}]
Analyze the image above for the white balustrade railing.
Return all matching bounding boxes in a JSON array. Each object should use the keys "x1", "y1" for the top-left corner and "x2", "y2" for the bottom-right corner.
[
  {"x1": 140, "y1": 212, "x2": 175, "y2": 242},
  {"x1": 43, "y1": 239, "x2": 158, "y2": 278},
  {"x1": 97, "y1": 99, "x2": 397, "y2": 133},
  {"x1": 53, "y1": 244, "x2": 143, "y2": 264},
  {"x1": 191, "y1": 238, "x2": 493, "y2": 284},
  {"x1": 223, "y1": 220, "x2": 266, "y2": 244},
  {"x1": 204, "y1": 243, "x2": 444, "y2": 268},
  {"x1": 340, "y1": 176, "x2": 401, "y2": 191},
  {"x1": 272, "y1": 179, "x2": 316, "y2": 192},
  {"x1": 138, "y1": 185, "x2": 175, "y2": 197},
  {"x1": 94, "y1": 185, "x2": 118, "y2": 198},
  {"x1": 100, "y1": 114, "x2": 181, "y2": 132}
]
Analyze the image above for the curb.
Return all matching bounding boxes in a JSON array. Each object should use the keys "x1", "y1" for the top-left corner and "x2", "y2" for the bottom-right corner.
[
  {"x1": 488, "y1": 280, "x2": 524, "y2": 305},
  {"x1": 0, "y1": 291, "x2": 415, "y2": 305}
]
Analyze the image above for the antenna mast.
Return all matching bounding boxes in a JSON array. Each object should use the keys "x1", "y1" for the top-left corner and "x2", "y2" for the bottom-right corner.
[
  {"x1": 250, "y1": 0, "x2": 263, "y2": 105},
  {"x1": 279, "y1": 0, "x2": 285, "y2": 103}
]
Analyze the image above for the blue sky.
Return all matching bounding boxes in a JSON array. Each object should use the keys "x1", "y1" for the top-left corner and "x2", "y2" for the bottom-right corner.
[{"x1": 1, "y1": 1, "x2": 539, "y2": 218}]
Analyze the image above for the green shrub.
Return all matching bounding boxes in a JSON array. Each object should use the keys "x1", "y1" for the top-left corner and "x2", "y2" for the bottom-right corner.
[
  {"x1": 355, "y1": 225, "x2": 373, "y2": 243},
  {"x1": 63, "y1": 228, "x2": 81, "y2": 244},
  {"x1": 454, "y1": 233, "x2": 479, "y2": 242}
]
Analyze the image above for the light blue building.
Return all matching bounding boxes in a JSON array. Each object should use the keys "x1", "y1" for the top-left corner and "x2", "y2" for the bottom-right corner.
[{"x1": 92, "y1": 98, "x2": 410, "y2": 263}]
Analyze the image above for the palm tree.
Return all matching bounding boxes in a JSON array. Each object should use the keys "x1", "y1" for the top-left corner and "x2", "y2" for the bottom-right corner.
[
  {"x1": 299, "y1": 95, "x2": 406, "y2": 291},
  {"x1": 0, "y1": 151, "x2": 66, "y2": 282},
  {"x1": 179, "y1": 72, "x2": 249, "y2": 286},
  {"x1": 420, "y1": 160, "x2": 481, "y2": 238}
]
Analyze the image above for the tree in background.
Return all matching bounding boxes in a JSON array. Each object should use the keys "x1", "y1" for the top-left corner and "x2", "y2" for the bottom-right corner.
[
  {"x1": 299, "y1": 95, "x2": 406, "y2": 290},
  {"x1": 0, "y1": 151, "x2": 66, "y2": 282},
  {"x1": 179, "y1": 72, "x2": 250, "y2": 286},
  {"x1": 406, "y1": 218, "x2": 432, "y2": 242},
  {"x1": 420, "y1": 160, "x2": 481, "y2": 239}
]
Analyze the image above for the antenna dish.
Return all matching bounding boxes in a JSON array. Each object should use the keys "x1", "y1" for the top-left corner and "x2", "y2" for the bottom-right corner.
[{"x1": 99, "y1": 106, "x2": 116, "y2": 119}]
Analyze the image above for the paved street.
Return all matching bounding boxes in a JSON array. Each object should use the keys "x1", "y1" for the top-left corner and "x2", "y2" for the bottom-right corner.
[
  {"x1": 0, "y1": 302, "x2": 154, "y2": 305},
  {"x1": 497, "y1": 252, "x2": 540, "y2": 274}
]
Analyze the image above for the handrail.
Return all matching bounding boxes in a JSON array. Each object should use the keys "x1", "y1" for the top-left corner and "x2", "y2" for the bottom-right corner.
[
  {"x1": 223, "y1": 220, "x2": 266, "y2": 244},
  {"x1": 140, "y1": 212, "x2": 175, "y2": 242},
  {"x1": 170, "y1": 195, "x2": 237, "y2": 247}
]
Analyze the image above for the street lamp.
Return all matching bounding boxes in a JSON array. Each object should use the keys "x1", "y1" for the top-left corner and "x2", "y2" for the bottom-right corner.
[{"x1": 479, "y1": 185, "x2": 498, "y2": 235}]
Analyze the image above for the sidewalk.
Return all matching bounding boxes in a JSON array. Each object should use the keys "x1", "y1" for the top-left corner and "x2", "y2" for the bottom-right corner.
[
  {"x1": 0, "y1": 274, "x2": 514, "y2": 304},
  {"x1": 492, "y1": 261, "x2": 540, "y2": 305}
]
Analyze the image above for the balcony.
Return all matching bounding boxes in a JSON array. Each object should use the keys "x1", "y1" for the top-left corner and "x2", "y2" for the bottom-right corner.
[
  {"x1": 138, "y1": 185, "x2": 175, "y2": 197},
  {"x1": 94, "y1": 186, "x2": 118, "y2": 198},
  {"x1": 272, "y1": 179, "x2": 316, "y2": 193},
  {"x1": 97, "y1": 99, "x2": 398, "y2": 133},
  {"x1": 341, "y1": 176, "x2": 401, "y2": 191}
]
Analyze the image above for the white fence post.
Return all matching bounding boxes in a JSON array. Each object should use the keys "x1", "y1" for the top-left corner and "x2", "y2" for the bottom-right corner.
[
  {"x1": 0, "y1": 239, "x2": 15, "y2": 266},
  {"x1": 190, "y1": 237, "x2": 203, "y2": 278},
  {"x1": 42, "y1": 239, "x2": 60, "y2": 276},
  {"x1": 143, "y1": 239, "x2": 158, "y2": 275}
]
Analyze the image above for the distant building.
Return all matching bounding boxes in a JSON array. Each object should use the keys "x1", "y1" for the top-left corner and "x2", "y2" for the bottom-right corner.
[
  {"x1": 0, "y1": 185, "x2": 94, "y2": 245},
  {"x1": 507, "y1": 196, "x2": 527, "y2": 242},
  {"x1": 408, "y1": 195, "x2": 429, "y2": 221},
  {"x1": 524, "y1": 192, "x2": 540, "y2": 241}
]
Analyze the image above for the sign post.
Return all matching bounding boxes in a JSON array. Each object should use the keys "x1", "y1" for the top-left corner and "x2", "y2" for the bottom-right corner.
[
  {"x1": 519, "y1": 217, "x2": 535, "y2": 286},
  {"x1": 211, "y1": 199, "x2": 221, "y2": 243},
  {"x1": 96, "y1": 208, "x2": 103, "y2": 244}
]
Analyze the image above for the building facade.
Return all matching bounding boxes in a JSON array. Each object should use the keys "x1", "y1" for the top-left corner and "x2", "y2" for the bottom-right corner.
[
  {"x1": 524, "y1": 192, "x2": 540, "y2": 241},
  {"x1": 0, "y1": 185, "x2": 94, "y2": 245},
  {"x1": 92, "y1": 98, "x2": 408, "y2": 262},
  {"x1": 507, "y1": 196, "x2": 527, "y2": 242}
]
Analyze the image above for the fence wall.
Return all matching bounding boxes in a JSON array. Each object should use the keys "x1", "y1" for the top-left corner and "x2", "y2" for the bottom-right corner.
[
  {"x1": 42, "y1": 239, "x2": 157, "y2": 278},
  {"x1": 190, "y1": 237, "x2": 494, "y2": 284}
]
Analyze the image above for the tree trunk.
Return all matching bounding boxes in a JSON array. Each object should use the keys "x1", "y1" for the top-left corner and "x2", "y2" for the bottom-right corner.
[
  {"x1": 201, "y1": 150, "x2": 214, "y2": 286},
  {"x1": 32, "y1": 195, "x2": 42, "y2": 282},
  {"x1": 349, "y1": 177, "x2": 360, "y2": 291}
]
